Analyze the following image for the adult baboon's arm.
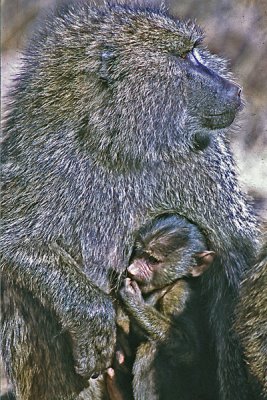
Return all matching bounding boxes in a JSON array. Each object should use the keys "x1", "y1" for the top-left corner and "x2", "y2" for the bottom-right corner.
[{"x1": 1, "y1": 241, "x2": 116, "y2": 378}]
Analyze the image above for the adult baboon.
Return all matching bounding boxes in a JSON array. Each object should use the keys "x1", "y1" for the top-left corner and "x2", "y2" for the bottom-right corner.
[{"x1": 1, "y1": 2, "x2": 257, "y2": 399}]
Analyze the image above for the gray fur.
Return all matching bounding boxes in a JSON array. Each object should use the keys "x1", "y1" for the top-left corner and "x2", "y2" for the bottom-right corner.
[{"x1": 1, "y1": 1, "x2": 258, "y2": 399}]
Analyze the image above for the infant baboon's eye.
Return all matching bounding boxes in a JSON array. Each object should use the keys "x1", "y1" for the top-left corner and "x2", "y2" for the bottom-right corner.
[{"x1": 147, "y1": 255, "x2": 160, "y2": 265}]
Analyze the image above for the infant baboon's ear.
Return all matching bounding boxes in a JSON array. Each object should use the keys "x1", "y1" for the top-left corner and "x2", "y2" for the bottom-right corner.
[
  {"x1": 99, "y1": 46, "x2": 116, "y2": 83},
  {"x1": 190, "y1": 251, "x2": 216, "y2": 277}
]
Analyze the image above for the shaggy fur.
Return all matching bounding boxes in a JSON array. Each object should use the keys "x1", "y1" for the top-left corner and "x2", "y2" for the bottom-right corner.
[{"x1": 1, "y1": 1, "x2": 258, "y2": 399}]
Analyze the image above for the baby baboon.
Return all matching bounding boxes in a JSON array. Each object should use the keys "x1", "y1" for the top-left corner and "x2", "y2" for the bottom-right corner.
[
  {"x1": 1, "y1": 2, "x2": 257, "y2": 400},
  {"x1": 119, "y1": 214, "x2": 215, "y2": 400},
  {"x1": 127, "y1": 214, "x2": 214, "y2": 290},
  {"x1": 105, "y1": 215, "x2": 214, "y2": 400}
]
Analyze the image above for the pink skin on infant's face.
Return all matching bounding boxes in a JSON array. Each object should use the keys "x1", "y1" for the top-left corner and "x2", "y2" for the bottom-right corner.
[{"x1": 121, "y1": 278, "x2": 144, "y2": 302}]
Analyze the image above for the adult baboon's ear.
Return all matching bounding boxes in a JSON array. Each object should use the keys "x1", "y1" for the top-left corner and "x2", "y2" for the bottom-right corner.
[
  {"x1": 99, "y1": 46, "x2": 116, "y2": 83},
  {"x1": 191, "y1": 251, "x2": 216, "y2": 277}
]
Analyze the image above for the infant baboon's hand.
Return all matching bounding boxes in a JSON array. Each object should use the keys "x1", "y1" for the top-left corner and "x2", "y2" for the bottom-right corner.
[{"x1": 120, "y1": 278, "x2": 144, "y2": 304}]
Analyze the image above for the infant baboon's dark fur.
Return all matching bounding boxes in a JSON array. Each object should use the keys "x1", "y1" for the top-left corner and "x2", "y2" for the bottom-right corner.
[
  {"x1": 119, "y1": 215, "x2": 214, "y2": 400},
  {"x1": 127, "y1": 214, "x2": 214, "y2": 288},
  {"x1": 1, "y1": 1, "x2": 258, "y2": 399}
]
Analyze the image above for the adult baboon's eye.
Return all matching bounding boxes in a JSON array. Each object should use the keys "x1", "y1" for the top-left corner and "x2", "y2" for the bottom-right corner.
[
  {"x1": 180, "y1": 52, "x2": 188, "y2": 59},
  {"x1": 170, "y1": 50, "x2": 190, "y2": 60}
]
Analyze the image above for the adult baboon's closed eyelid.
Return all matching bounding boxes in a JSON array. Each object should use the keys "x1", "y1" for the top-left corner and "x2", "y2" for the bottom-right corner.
[{"x1": 170, "y1": 49, "x2": 190, "y2": 60}]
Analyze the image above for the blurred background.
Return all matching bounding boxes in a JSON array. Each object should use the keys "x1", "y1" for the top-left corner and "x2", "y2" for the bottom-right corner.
[{"x1": 1, "y1": 0, "x2": 266, "y2": 395}]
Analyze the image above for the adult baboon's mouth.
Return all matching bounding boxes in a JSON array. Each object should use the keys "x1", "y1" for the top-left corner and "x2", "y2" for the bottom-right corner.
[
  {"x1": 203, "y1": 113, "x2": 227, "y2": 117},
  {"x1": 202, "y1": 112, "x2": 236, "y2": 129}
]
